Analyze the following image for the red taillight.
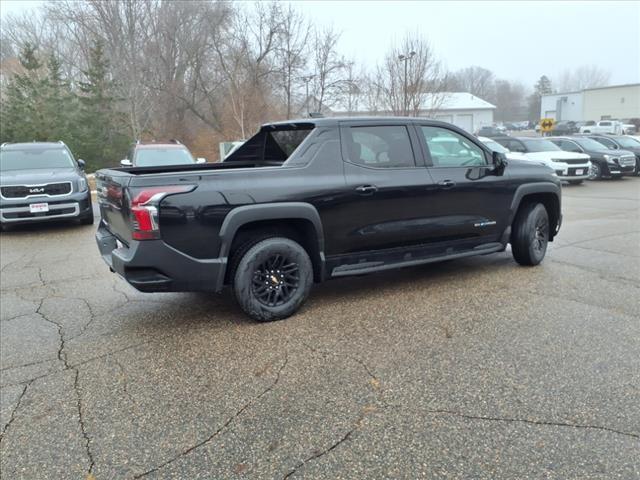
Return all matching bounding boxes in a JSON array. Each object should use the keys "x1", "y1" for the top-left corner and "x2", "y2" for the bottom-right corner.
[{"x1": 130, "y1": 185, "x2": 194, "y2": 240}]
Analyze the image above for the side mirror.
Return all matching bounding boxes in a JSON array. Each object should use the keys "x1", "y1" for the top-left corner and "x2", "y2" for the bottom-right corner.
[
  {"x1": 492, "y1": 151, "x2": 507, "y2": 175},
  {"x1": 120, "y1": 159, "x2": 132, "y2": 167},
  {"x1": 196, "y1": 157, "x2": 206, "y2": 164},
  {"x1": 77, "y1": 159, "x2": 85, "y2": 170}
]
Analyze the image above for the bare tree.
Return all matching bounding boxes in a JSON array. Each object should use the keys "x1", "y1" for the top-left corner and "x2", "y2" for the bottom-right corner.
[
  {"x1": 374, "y1": 32, "x2": 446, "y2": 116},
  {"x1": 142, "y1": 0, "x2": 230, "y2": 138},
  {"x1": 336, "y1": 60, "x2": 364, "y2": 115},
  {"x1": 275, "y1": 4, "x2": 309, "y2": 118},
  {"x1": 211, "y1": 1, "x2": 283, "y2": 138},
  {"x1": 310, "y1": 27, "x2": 347, "y2": 112},
  {"x1": 492, "y1": 79, "x2": 526, "y2": 121},
  {"x1": 556, "y1": 65, "x2": 611, "y2": 92},
  {"x1": 359, "y1": 73, "x2": 385, "y2": 115},
  {"x1": 451, "y1": 66, "x2": 495, "y2": 100}
]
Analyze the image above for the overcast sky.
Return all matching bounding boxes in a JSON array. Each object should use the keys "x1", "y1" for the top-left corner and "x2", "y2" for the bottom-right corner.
[{"x1": 2, "y1": 0, "x2": 639, "y2": 89}]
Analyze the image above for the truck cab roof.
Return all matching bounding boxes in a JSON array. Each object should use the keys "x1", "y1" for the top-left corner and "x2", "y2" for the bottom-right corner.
[{"x1": 261, "y1": 116, "x2": 463, "y2": 129}]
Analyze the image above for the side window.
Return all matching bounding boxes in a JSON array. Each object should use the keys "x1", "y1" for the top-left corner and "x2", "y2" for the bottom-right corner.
[
  {"x1": 560, "y1": 140, "x2": 581, "y2": 153},
  {"x1": 421, "y1": 126, "x2": 487, "y2": 167},
  {"x1": 507, "y1": 140, "x2": 526, "y2": 153},
  {"x1": 596, "y1": 137, "x2": 616, "y2": 149},
  {"x1": 346, "y1": 126, "x2": 415, "y2": 168},
  {"x1": 600, "y1": 121, "x2": 611, "y2": 126}
]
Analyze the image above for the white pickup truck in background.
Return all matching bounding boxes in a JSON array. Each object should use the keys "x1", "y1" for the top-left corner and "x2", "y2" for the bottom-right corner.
[{"x1": 579, "y1": 120, "x2": 623, "y2": 135}]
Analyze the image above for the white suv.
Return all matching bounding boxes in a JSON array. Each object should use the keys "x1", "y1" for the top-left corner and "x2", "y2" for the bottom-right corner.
[{"x1": 493, "y1": 137, "x2": 591, "y2": 184}]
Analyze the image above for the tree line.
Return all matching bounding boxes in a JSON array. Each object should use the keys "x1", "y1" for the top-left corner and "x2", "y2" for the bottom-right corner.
[{"x1": 0, "y1": 1, "x2": 611, "y2": 170}]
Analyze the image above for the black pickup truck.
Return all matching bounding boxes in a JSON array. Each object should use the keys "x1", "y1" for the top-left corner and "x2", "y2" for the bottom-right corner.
[{"x1": 96, "y1": 117, "x2": 562, "y2": 321}]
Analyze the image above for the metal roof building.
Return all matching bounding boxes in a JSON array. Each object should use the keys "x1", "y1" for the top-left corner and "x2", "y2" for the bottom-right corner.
[{"x1": 330, "y1": 92, "x2": 496, "y2": 133}]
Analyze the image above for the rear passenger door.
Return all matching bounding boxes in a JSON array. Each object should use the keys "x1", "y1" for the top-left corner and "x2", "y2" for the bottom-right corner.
[
  {"x1": 333, "y1": 122, "x2": 436, "y2": 254},
  {"x1": 418, "y1": 125, "x2": 512, "y2": 245}
]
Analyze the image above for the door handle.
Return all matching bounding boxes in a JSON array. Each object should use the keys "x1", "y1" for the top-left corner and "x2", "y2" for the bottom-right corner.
[
  {"x1": 355, "y1": 185, "x2": 378, "y2": 195},
  {"x1": 438, "y1": 180, "x2": 456, "y2": 189}
]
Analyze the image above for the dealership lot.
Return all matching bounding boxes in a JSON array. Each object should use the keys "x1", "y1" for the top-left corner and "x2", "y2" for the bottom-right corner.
[{"x1": 1, "y1": 179, "x2": 639, "y2": 479}]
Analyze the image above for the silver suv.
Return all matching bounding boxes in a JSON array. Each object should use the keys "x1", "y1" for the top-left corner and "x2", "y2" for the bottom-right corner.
[{"x1": 0, "y1": 141, "x2": 93, "y2": 229}]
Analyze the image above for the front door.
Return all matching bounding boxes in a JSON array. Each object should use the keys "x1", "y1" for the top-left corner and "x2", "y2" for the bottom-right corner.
[{"x1": 417, "y1": 125, "x2": 513, "y2": 246}]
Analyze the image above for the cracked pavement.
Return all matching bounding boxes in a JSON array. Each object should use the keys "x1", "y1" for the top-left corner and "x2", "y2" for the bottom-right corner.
[{"x1": 1, "y1": 179, "x2": 639, "y2": 479}]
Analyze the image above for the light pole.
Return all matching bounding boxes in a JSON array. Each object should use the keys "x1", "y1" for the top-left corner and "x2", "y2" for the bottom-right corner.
[{"x1": 398, "y1": 51, "x2": 415, "y2": 116}]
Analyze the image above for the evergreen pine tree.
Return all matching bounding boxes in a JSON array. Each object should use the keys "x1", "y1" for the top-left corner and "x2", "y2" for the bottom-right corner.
[
  {"x1": 1, "y1": 43, "x2": 45, "y2": 142},
  {"x1": 77, "y1": 39, "x2": 129, "y2": 171},
  {"x1": 528, "y1": 75, "x2": 554, "y2": 122}
]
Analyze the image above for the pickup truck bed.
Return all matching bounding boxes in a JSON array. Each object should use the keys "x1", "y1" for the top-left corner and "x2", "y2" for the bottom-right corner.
[{"x1": 96, "y1": 117, "x2": 562, "y2": 321}]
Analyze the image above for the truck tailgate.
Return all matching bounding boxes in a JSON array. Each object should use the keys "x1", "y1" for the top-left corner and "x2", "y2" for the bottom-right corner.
[{"x1": 95, "y1": 170, "x2": 133, "y2": 244}]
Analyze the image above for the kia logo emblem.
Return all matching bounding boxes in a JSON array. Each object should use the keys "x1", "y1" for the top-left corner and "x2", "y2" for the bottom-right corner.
[{"x1": 29, "y1": 187, "x2": 45, "y2": 194}]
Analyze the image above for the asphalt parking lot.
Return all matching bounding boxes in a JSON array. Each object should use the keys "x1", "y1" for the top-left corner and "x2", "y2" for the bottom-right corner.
[{"x1": 1, "y1": 178, "x2": 639, "y2": 479}]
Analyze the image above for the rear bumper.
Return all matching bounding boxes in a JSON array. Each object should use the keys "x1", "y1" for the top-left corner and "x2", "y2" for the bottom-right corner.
[{"x1": 96, "y1": 223, "x2": 226, "y2": 293}]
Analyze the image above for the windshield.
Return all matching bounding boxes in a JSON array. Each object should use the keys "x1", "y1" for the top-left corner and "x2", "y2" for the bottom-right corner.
[
  {"x1": 615, "y1": 137, "x2": 640, "y2": 148},
  {"x1": 482, "y1": 139, "x2": 509, "y2": 153},
  {"x1": 574, "y1": 138, "x2": 612, "y2": 150},
  {"x1": 134, "y1": 148, "x2": 195, "y2": 167},
  {"x1": 0, "y1": 148, "x2": 75, "y2": 171},
  {"x1": 522, "y1": 139, "x2": 561, "y2": 152}
]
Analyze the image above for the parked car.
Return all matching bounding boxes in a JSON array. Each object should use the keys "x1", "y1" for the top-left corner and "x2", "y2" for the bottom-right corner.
[
  {"x1": 0, "y1": 141, "x2": 93, "y2": 229},
  {"x1": 551, "y1": 121, "x2": 578, "y2": 136},
  {"x1": 120, "y1": 140, "x2": 206, "y2": 167},
  {"x1": 475, "y1": 126, "x2": 507, "y2": 138},
  {"x1": 621, "y1": 123, "x2": 637, "y2": 134},
  {"x1": 585, "y1": 135, "x2": 640, "y2": 175},
  {"x1": 548, "y1": 136, "x2": 636, "y2": 180},
  {"x1": 478, "y1": 136, "x2": 528, "y2": 161},
  {"x1": 95, "y1": 117, "x2": 562, "y2": 321},
  {"x1": 579, "y1": 120, "x2": 623, "y2": 135},
  {"x1": 493, "y1": 136, "x2": 591, "y2": 184}
]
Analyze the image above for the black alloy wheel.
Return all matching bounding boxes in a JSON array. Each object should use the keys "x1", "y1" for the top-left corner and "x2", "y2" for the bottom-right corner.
[
  {"x1": 511, "y1": 202, "x2": 549, "y2": 266},
  {"x1": 531, "y1": 214, "x2": 549, "y2": 258},
  {"x1": 252, "y1": 254, "x2": 300, "y2": 307},
  {"x1": 233, "y1": 237, "x2": 313, "y2": 322}
]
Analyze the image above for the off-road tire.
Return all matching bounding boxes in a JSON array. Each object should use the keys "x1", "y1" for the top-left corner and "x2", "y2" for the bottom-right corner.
[
  {"x1": 511, "y1": 203, "x2": 549, "y2": 266},
  {"x1": 232, "y1": 237, "x2": 313, "y2": 322}
]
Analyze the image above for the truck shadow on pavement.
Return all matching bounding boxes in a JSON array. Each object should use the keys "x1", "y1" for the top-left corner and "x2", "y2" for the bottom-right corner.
[{"x1": 120, "y1": 253, "x2": 517, "y2": 334}]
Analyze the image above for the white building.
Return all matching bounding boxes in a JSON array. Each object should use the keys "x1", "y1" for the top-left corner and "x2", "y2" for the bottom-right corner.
[
  {"x1": 583, "y1": 84, "x2": 640, "y2": 121},
  {"x1": 541, "y1": 83, "x2": 640, "y2": 121},
  {"x1": 330, "y1": 92, "x2": 496, "y2": 133},
  {"x1": 540, "y1": 91, "x2": 584, "y2": 121},
  {"x1": 422, "y1": 93, "x2": 496, "y2": 133}
]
